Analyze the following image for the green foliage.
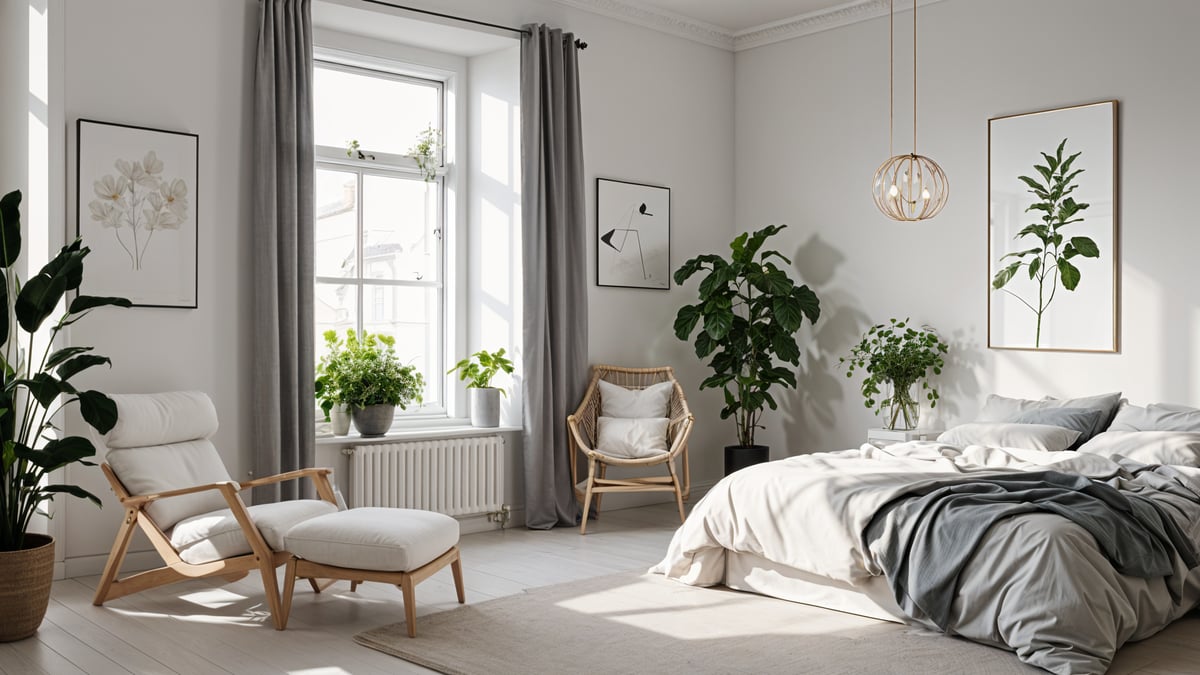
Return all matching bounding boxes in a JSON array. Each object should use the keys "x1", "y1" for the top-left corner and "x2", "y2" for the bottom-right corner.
[
  {"x1": 0, "y1": 190, "x2": 131, "y2": 551},
  {"x1": 407, "y1": 126, "x2": 443, "y2": 182},
  {"x1": 315, "y1": 330, "x2": 424, "y2": 419},
  {"x1": 345, "y1": 139, "x2": 374, "y2": 161},
  {"x1": 674, "y1": 224, "x2": 821, "y2": 447},
  {"x1": 840, "y1": 319, "x2": 947, "y2": 429},
  {"x1": 991, "y1": 139, "x2": 1098, "y2": 347},
  {"x1": 447, "y1": 348, "x2": 514, "y2": 396}
]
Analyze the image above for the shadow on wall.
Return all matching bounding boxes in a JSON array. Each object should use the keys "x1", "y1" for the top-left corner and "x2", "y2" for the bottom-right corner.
[
  {"x1": 931, "y1": 328, "x2": 985, "y2": 427},
  {"x1": 779, "y1": 233, "x2": 871, "y2": 455}
]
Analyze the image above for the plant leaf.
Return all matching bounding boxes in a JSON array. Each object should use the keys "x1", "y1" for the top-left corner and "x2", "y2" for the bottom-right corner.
[
  {"x1": 992, "y1": 261, "x2": 1022, "y2": 289},
  {"x1": 1070, "y1": 236, "x2": 1100, "y2": 258},
  {"x1": 673, "y1": 305, "x2": 701, "y2": 340},
  {"x1": 57, "y1": 354, "x2": 112, "y2": 381},
  {"x1": 78, "y1": 390, "x2": 119, "y2": 434},
  {"x1": 69, "y1": 295, "x2": 132, "y2": 314},
  {"x1": 1058, "y1": 258, "x2": 1081, "y2": 290},
  {"x1": 41, "y1": 484, "x2": 102, "y2": 507},
  {"x1": 0, "y1": 190, "x2": 22, "y2": 267}
]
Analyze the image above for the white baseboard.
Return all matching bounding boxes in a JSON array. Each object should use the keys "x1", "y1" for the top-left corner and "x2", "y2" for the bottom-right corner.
[{"x1": 62, "y1": 549, "x2": 164, "y2": 580}]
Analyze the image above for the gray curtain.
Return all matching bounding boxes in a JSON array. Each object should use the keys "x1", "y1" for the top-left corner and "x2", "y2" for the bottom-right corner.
[
  {"x1": 251, "y1": 0, "x2": 315, "y2": 503},
  {"x1": 521, "y1": 25, "x2": 588, "y2": 529}
]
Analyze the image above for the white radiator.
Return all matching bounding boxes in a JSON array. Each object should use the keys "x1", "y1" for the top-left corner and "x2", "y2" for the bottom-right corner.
[{"x1": 349, "y1": 435, "x2": 504, "y2": 516}]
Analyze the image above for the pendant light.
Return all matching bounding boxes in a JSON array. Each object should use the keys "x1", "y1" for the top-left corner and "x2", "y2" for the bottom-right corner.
[{"x1": 872, "y1": 0, "x2": 948, "y2": 221}]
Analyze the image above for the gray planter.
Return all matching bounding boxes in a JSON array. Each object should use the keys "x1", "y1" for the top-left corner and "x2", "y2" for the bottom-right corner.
[
  {"x1": 352, "y1": 403, "x2": 395, "y2": 437},
  {"x1": 330, "y1": 404, "x2": 352, "y2": 436},
  {"x1": 469, "y1": 388, "x2": 501, "y2": 427}
]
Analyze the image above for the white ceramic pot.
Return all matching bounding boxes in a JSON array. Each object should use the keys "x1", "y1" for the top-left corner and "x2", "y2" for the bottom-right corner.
[
  {"x1": 469, "y1": 388, "x2": 501, "y2": 427},
  {"x1": 330, "y1": 404, "x2": 352, "y2": 436}
]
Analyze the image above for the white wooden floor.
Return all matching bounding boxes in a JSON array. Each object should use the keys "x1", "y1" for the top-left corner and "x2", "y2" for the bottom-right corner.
[{"x1": 4, "y1": 502, "x2": 1198, "y2": 675}]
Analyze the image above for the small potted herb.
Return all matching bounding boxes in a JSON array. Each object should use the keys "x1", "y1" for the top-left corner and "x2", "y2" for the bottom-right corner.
[
  {"x1": 448, "y1": 348, "x2": 514, "y2": 427},
  {"x1": 840, "y1": 318, "x2": 948, "y2": 430},
  {"x1": 316, "y1": 330, "x2": 424, "y2": 437}
]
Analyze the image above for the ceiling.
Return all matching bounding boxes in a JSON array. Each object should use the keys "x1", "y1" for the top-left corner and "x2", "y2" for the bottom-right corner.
[{"x1": 626, "y1": 0, "x2": 862, "y2": 33}]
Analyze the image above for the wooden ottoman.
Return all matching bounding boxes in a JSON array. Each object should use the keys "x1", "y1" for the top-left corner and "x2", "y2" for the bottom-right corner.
[{"x1": 280, "y1": 507, "x2": 464, "y2": 636}]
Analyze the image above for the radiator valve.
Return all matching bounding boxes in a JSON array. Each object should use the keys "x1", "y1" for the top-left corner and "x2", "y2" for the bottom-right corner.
[{"x1": 487, "y1": 504, "x2": 512, "y2": 529}]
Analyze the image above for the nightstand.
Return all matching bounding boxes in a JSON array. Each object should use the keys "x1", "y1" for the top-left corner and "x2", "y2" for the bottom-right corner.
[{"x1": 867, "y1": 427, "x2": 942, "y2": 448}]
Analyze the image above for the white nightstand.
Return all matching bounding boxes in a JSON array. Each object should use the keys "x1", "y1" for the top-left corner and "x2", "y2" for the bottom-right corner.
[{"x1": 867, "y1": 427, "x2": 942, "y2": 448}]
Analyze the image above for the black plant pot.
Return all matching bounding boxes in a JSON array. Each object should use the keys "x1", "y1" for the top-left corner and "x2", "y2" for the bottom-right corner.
[{"x1": 724, "y1": 444, "x2": 769, "y2": 476}]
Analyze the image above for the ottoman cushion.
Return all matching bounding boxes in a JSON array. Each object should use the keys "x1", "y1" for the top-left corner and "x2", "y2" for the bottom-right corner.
[{"x1": 284, "y1": 507, "x2": 459, "y2": 572}]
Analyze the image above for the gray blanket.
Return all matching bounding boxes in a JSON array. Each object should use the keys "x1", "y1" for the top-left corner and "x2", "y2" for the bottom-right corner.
[{"x1": 864, "y1": 469, "x2": 1200, "y2": 630}]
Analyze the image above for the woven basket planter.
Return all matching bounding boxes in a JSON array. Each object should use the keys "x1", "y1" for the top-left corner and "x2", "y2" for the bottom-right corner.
[{"x1": 0, "y1": 534, "x2": 55, "y2": 642}]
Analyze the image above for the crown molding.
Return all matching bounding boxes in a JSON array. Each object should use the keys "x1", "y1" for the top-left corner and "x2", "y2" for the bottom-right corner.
[{"x1": 546, "y1": 0, "x2": 951, "y2": 53}]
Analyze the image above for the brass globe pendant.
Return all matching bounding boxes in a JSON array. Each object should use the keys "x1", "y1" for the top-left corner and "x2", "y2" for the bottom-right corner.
[{"x1": 873, "y1": 0, "x2": 948, "y2": 221}]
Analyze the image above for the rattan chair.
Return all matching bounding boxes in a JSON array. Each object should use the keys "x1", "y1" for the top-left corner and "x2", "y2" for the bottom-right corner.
[{"x1": 567, "y1": 365, "x2": 694, "y2": 534}]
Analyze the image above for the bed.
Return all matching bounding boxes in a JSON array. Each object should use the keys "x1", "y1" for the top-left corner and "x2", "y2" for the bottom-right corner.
[{"x1": 650, "y1": 415, "x2": 1200, "y2": 674}]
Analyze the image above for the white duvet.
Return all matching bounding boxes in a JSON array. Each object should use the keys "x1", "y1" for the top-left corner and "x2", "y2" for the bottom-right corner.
[{"x1": 650, "y1": 442, "x2": 1200, "y2": 674}]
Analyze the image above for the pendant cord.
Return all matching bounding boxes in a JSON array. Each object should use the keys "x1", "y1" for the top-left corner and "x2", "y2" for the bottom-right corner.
[
  {"x1": 888, "y1": 0, "x2": 894, "y2": 158},
  {"x1": 913, "y1": 0, "x2": 918, "y2": 157}
]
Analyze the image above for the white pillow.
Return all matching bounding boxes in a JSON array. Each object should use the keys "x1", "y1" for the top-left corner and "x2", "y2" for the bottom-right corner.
[
  {"x1": 1076, "y1": 431, "x2": 1200, "y2": 467},
  {"x1": 599, "y1": 380, "x2": 673, "y2": 418},
  {"x1": 937, "y1": 422, "x2": 1081, "y2": 453},
  {"x1": 1107, "y1": 402, "x2": 1200, "y2": 432},
  {"x1": 596, "y1": 417, "x2": 669, "y2": 459}
]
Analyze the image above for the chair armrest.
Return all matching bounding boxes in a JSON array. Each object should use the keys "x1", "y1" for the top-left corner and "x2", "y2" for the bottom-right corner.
[
  {"x1": 238, "y1": 467, "x2": 338, "y2": 506},
  {"x1": 122, "y1": 481, "x2": 239, "y2": 508}
]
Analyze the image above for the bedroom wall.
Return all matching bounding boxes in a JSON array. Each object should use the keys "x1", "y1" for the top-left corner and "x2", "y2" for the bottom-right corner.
[
  {"x1": 53, "y1": 0, "x2": 733, "y2": 572},
  {"x1": 734, "y1": 0, "x2": 1200, "y2": 456}
]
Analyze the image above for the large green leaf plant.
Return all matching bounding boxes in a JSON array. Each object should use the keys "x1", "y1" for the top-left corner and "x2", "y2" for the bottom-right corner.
[
  {"x1": 674, "y1": 224, "x2": 821, "y2": 447},
  {"x1": 0, "y1": 190, "x2": 131, "y2": 551},
  {"x1": 992, "y1": 139, "x2": 1098, "y2": 348}
]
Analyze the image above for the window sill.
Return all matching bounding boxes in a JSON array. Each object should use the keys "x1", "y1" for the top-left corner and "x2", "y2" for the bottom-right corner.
[{"x1": 316, "y1": 425, "x2": 522, "y2": 446}]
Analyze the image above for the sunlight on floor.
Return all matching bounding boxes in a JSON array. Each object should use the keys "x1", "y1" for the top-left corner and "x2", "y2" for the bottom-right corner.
[
  {"x1": 287, "y1": 669, "x2": 353, "y2": 675},
  {"x1": 179, "y1": 588, "x2": 249, "y2": 609}
]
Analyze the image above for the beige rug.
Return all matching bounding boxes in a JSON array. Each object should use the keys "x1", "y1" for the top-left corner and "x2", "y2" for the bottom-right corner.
[{"x1": 354, "y1": 571, "x2": 1038, "y2": 674}]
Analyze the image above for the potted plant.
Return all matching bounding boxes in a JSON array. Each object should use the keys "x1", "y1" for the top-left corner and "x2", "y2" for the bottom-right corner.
[
  {"x1": 0, "y1": 190, "x2": 129, "y2": 641},
  {"x1": 840, "y1": 318, "x2": 948, "y2": 430},
  {"x1": 448, "y1": 348, "x2": 514, "y2": 428},
  {"x1": 316, "y1": 329, "x2": 423, "y2": 437},
  {"x1": 407, "y1": 125, "x2": 443, "y2": 182},
  {"x1": 673, "y1": 224, "x2": 821, "y2": 475},
  {"x1": 315, "y1": 331, "x2": 352, "y2": 436}
]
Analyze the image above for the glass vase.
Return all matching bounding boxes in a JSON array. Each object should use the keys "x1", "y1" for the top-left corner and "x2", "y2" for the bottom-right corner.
[{"x1": 886, "y1": 380, "x2": 920, "y2": 430}]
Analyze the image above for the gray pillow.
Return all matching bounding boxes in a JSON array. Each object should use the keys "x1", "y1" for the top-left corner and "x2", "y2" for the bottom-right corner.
[
  {"x1": 1008, "y1": 407, "x2": 1104, "y2": 445},
  {"x1": 977, "y1": 392, "x2": 1121, "y2": 443},
  {"x1": 1107, "y1": 401, "x2": 1200, "y2": 432}
]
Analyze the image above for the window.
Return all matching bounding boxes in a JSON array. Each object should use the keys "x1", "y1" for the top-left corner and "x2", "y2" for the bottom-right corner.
[{"x1": 313, "y1": 59, "x2": 447, "y2": 416}]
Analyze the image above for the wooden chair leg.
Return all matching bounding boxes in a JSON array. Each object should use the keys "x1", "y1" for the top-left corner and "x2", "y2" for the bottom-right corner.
[
  {"x1": 667, "y1": 461, "x2": 686, "y2": 523},
  {"x1": 400, "y1": 574, "x2": 418, "y2": 638},
  {"x1": 307, "y1": 578, "x2": 337, "y2": 593},
  {"x1": 350, "y1": 580, "x2": 360, "y2": 592},
  {"x1": 261, "y1": 555, "x2": 285, "y2": 631},
  {"x1": 93, "y1": 508, "x2": 139, "y2": 606},
  {"x1": 451, "y1": 552, "x2": 465, "y2": 604},
  {"x1": 594, "y1": 462, "x2": 608, "y2": 514},
  {"x1": 580, "y1": 458, "x2": 596, "y2": 535},
  {"x1": 280, "y1": 557, "x2": 298, "y2": 631}
]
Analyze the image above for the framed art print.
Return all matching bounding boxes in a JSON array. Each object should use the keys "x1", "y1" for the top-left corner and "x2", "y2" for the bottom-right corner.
[
  {"x1": 988, "y1": 100, "x2": 1117, "y2": 352},
  {"x1": 596, "y1": 178, "x2": 670, "y2": 289},
  {"x1": 77, "y1": 118, "x2": 199, "y2": 308}
]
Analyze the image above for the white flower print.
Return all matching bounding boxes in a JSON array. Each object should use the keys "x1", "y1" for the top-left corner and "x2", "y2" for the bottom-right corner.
[{"x1": 90, "y1": 150, "x2": 189, "y2": 270}]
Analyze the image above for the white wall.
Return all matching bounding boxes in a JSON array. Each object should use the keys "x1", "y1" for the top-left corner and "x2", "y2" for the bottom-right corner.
[{"x1": 734, "y1": 0, "x2": 1200, "y2": 457}]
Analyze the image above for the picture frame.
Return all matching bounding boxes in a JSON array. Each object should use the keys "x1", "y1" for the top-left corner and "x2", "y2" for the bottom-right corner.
[
  {"x1": 987, "y1": 100, "x2": 1118, "y2": 352},
  {"x1": 77, "y1": 118, "x2": 199, "y2": 309},
  {"x1": 596, "y1": 178, "x2": 670, "y2": 290}
]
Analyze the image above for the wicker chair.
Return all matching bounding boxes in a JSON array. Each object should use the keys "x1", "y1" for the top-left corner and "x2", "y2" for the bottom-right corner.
[{"x1": 567, "y1": 365, "x2": 695, "y2": 534}]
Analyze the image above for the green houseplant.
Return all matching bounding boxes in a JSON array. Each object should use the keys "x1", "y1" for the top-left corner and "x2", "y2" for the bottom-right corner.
[
  {"x1": 673, "y1": 224, "x2": 820, "y2": 474},
  {"x1": 448, "y1": 348, "x2": 514, "y2": 428},
  {"x1": 315, "y1": 329, "x2": 424, "y2": 437},
  {"x1": 840, "y1": 318, "x2": 947, "y2": 430},
  {"x1": 407, "y1": 125, "x2": 443, "y2": 182},
  {"x1": 0, "y1": 189, "x2": 130, "y2": 641}
]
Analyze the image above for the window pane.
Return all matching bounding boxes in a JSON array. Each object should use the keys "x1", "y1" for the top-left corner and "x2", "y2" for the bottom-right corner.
[
  {"x1": 363, "y1": 174, "x2": 439, "y2": 282},
  {"x1": 315, "y1": 283, "x2": 358, "y2": 362},
  {"x1": 315, "y1": 169, "x2": 357, "y2": 279},
  {"x1": 314, "y1": 65, "x2": 439, "y2": 156},
  {"x1": 363, "y1": 284, "x2": 441, "y2": 407}
]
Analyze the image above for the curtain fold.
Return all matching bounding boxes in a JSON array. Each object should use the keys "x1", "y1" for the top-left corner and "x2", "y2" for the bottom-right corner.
[
  {"x1": 251, "y1": 0, "x2": 315, "y2": 503},
  {"x1": 521, "y1": 24, "x2": 588, "y2": 529}
]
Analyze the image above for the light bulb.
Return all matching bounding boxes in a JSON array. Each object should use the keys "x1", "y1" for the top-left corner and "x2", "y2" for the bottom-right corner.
[
  {"x1": 921, "y1": 188, "x2": 931, "y2": 201},
  {"x1": 888, "y1": 184, "x2": 899, "y2": 198}
]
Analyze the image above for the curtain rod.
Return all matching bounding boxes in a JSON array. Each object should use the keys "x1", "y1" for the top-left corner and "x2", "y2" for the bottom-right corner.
[{"x1": 357, "y1": 0, "x2": 588, "y2": 48}]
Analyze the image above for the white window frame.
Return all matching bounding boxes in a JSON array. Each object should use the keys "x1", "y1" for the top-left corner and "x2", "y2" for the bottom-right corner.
[{"x1": 313, "y1": 45, "x2": 467, "y2": 425}]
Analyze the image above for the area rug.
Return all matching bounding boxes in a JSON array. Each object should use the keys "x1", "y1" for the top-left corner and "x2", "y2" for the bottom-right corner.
[{"x1": 354, "y1": 571, "x2": 1037, "y2": 674}]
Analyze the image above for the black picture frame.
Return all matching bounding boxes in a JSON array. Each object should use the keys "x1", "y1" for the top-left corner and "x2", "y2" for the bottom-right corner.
[
  {"x1": 595, "y1": 177, "x2": 670, "y2": 290},
  {"x1": 76, "y1": 118, "x2": 199, "y2": 309}
]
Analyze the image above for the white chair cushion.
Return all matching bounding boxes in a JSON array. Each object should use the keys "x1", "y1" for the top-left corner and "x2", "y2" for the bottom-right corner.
[
  {"x1": 106, "y1": 391, "x2": 219, "y2": 449},
  {"x1": 597, "y1": 417, "x2": 669, "y2": 459},
  {"x1": 171, "y1": 499, "x2": 338, "y2": 565},
  {"x1": 106, "y1": 439, "x2": 233, "y2": 529},
  {"x1": 599, "y1": 380, "x2": 672, "y2": 418},
  {"x1": 284, "y1": 508, "x2": 459, "y2": 572}
]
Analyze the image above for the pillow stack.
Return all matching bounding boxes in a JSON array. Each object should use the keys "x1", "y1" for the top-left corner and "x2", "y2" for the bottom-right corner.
[
  {"x1": 938, "y1": 392, "x2": 1122, "y2": 453},
  {"x1": 596, "y1": 380, "x2": 673, "y2": 459},
  {"x1": 1077, "y1": 401, "x2": 1200, "y2": 466}
]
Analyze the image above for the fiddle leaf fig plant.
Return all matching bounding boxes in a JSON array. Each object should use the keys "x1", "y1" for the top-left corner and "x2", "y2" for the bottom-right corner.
[
  {"x1": 0, "y1": 189, "x2": 131, "y2": 552},
  {"x1": 448, "y1": 348, "x2": 514, "y2": 396},
  {"x1": 674, "y1": 224, "x2": 821, "y2": 447},
  {"x1": 991, "y1": 138, "x2": 1098, "y2": 348}
]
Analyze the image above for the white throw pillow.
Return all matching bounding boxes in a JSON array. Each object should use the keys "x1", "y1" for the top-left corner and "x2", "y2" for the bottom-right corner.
[
  {"x1": 596, "y1": 417, "x2": 669, "y2": 459},
  {"x1": 1107, "y1": 402, "x2": 1200, "y2": 432},
  {"x1": 1076, "y1": 431, "x2": 1200, "y2": 467},
  {"x1": 599, "y1": 380, "x2": 673, "y2": 418},
  {"x1": 937, "y1": 422, "x2": 1081, "y2": 453}
]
